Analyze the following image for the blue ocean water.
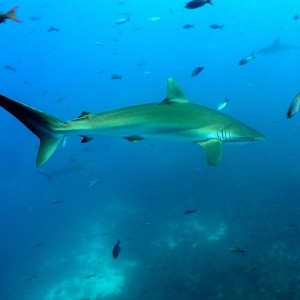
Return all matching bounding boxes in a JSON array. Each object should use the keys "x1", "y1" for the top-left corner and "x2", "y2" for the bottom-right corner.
[{"x1": 1, "y1": 0, "x2": 300, "y2": 299}]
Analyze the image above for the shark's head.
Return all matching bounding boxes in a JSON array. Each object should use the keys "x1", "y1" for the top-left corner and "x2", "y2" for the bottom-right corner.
[{"x1": 220, "y1": 122, "x2": 266, "y2": 143}]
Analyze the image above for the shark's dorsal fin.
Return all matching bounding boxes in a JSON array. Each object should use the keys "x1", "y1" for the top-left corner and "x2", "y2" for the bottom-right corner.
[
  {"x1": 197, "y1": 139, "x2": 223, "y2": 166},
  {"x1": 160, "y1": 78, "x2": 189, "y2": 104},
  {"x1": 273, "y1": 38, "x2": 280, "y2": 45}
]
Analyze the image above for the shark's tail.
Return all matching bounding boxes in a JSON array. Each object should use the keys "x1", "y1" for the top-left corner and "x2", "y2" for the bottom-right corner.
[{"x1": 0, "y1": 95, "x2": 66, "y2": 167}]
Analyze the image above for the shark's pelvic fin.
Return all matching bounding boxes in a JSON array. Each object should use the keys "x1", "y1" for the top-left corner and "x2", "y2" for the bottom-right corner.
[
  {"x1": 0, "y1": 95, "x2": 65, "y2": 167},
  {"x1": 197, "y1": 139, "x2": 223, "y2": 166},
  {"x1": 124, "y1": 135, "x2": 144, "y2": 142},
  {"x1": 160, "y1": 77, "x2": 189, "y2": 104}
]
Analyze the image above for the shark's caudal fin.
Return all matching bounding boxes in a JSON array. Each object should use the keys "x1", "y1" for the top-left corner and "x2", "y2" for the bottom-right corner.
[{"x1": 0, "y1": 95, "x2": 65, "y2": 167}]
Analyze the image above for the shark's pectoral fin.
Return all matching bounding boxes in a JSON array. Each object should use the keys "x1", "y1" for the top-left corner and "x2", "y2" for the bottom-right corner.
[{"x1": 197, "y1": 139, "x2": 223, "y2": 166}]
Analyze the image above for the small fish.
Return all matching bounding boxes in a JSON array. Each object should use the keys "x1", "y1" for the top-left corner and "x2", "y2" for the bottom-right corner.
[
  {"x1": 87, "y1": 179, "x2": 104, "y2": 188},
  {"x1": 48, "y1": 26, "x2": 59, "y2": 32},
  {"x1": 185, "y1": 0, "x2": 213, "y2": 9},
  {"x1": 51, "y1": 199, "x2": 63, "y2": 204},
  {"x1": 183, "y1": 24, "x2": 195, "y2": 29},
  {"x1": 287, "y1": 92, "x2": 300, "y2": 118},
  {"x1": 143, "y1": 71, "x2": 152, "y2": 75},
  {"x1": 238, "y1": 52, "x2": 255, "y2": 65},
  {"x1": 217, "y1": 97, "x2": 230, "y2": 111},
  {"x1": 110, "y1": 74, "x2": 122, "y2": 80},
  {"x1": 148, "y1": 17, "x2": 161, "y2": 22},
  {"x1": 0, "y1": 6, "x2": 21, "y2": 24},
  {"x1": 29, "y1": 16, "x2": 41, "y2": 21},
  {"x1": 54, "y1": 289, "x2": 63, "y2": 295},
  {"x1": 229, "y1": 247, "x2": 245, "y2": 254},
  {"x1": 56, "y1": 97, "x2": 65, "y2": 103},
  {"x1": 112, "y1": 240, "x2": 121, "y2": 259},
  {"x1": 210, "y1": 24, "x2": 224, "y2": 30},
  {"x1": 115, "y1": 16, "x2": 130, "y2": 25},
  {"x1": 96, "y1": 41, "x2": 104, "y2": 46},
  {"x1": 183, "y1": 209, "x2": 197, "y2": 215},
  {"x1": 4, "y1": 65, "x2": 16, "y2": 72},
  {"x1": 31, "y1": 242, "x2": 45, "y2": 248},
  {"x1": 293, "y1": 14, "x2": 300, "y2": 20},
  {"x1": 84, "y1": 274, "x2": 97, "y2": 279},
  {"x1": 23, "y1": 273, "x2": 38, "y2": 281},
  {"x1": 191, "y1": 66, "x2": 204, "y2": 77}
]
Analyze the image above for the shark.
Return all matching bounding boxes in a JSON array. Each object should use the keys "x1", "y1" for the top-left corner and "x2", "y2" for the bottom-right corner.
[
  {"x1": 257, "y1": 38, "x2": 300, "y2": 55},
  {"x1": 0, "y1": 78, "x2": 265, "y2": 167}
]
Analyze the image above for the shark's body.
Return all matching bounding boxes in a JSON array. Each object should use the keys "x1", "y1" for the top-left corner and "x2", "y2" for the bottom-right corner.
[
  {"x1": 0, "y1": 78, "x2": 265, "y2": 167},
  {"x1": 257, "y1": 38, "x2": 300, "y2": 55}
]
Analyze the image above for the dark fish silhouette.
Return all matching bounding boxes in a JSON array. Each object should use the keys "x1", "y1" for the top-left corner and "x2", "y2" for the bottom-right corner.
[
  {"x1": 4, "y1": 65, "x2": 16, "y2": 72},
  {"x1": 191, "y1": 66, "x2": 204, "y2": 77},
  {"x1": 29, "y1": 16, "x2": 41, "y2": 21},
  {"x1": 0, "y1": 6, "x2": 21, "y2": 24},
  {"x1": 31, "y1": 242, "x2": 46, "y2": 248},
  {"x1": 210, "y1": 24, "x2": 224, "y2": 30},
  {"x1": 110, "y1": 74, "x2": 122, "y2": 80},
  {"x1": 112, "y1": 240, "x2": 121, "y2": 259},
  {"x1": 185, "y1": 0, "x2": 213, "y2": 9},
  {"x1": 48, "y1": 26, "x2": 60, "y2": 32},
  {"x1": 51, "y1": 199, "x2": 63, "y2": 204},
  {"x1": 238, "y1": 53, "x2": 254, "y2": 65},
  {"x1": 183, "y1": 24, "x2": 194, "y2": 29},
  {"x1": 84, "y1": 274, "x2": 97, "y2": 279},
  {"x1": 293, "y1": 14, "x2": 300, "y2": 20},
  {"x1": 23, "y1": 273, "x2": 38, "y2": 281},
  {"x1": 229, "y1": 247, "x2": 245, "y2": 254},
  {"x1": 183, "y1": 209, "x2": 197, "y2": 215}
]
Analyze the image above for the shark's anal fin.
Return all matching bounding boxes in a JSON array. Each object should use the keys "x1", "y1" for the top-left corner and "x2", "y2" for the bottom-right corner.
[
  {"x1": 124, "y1": 135, "x2": 144, "y2": 142},
  {"x1": 197, "y1": 139, "x2": 223, "y2": 166},
  {"x1": 81, "y1": 136, "x2": 93, "y2": 143}
]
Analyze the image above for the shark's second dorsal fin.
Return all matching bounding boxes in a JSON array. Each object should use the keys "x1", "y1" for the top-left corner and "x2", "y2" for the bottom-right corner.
[
  {"x1": 160, "y1": 78, "x2": 189, "y2": 105},
  {"x1": 77, "y1": 111, "x2": 92, "y2": 119}
]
